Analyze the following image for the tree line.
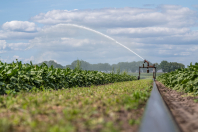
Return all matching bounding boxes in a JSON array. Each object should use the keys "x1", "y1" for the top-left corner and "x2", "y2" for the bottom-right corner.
[
  {"x1": 160, "y1": 60, "x2": 185, "y2": 73},
  {"x1": 37, "y1": 60, "x2": 185, "y2": 73}
]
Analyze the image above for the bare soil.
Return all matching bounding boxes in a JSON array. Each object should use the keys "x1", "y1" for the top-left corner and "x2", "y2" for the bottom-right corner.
[{"x1": 156, "y1": 81, "x2": 198, "y2": 132}]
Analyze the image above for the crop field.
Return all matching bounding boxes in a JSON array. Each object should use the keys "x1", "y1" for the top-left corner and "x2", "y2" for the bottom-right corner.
[
  {"x1": 157, "y1": 62, "x2": 198, "y2": 94},
  {"x1": 0, "y1": 61, "x2": 136, "y2": 95},
  {"x1": 0, "y1": 79, "x2": 152, "y2": 132}
]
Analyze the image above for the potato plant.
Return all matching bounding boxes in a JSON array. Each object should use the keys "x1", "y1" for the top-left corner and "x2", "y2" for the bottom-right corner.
[
  {"x1": 0, "y1": 60, "x2": 136, "y2": 94},
  {"x1": 157, "y1": 62, "x2": 198, "y2": 93}
]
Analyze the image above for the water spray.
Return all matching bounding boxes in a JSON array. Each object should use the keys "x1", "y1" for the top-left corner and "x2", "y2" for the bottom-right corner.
[
  {"x1": 62, "y1": 24, "x2": 145, "y2": 60},
  {"x1": 25, "y1": 23, "x2": 145, "y2": 65}
]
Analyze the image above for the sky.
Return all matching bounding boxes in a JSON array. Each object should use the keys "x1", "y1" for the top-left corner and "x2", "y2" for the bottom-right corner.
[{"x1": 0, "y1": 0, "x2": 198, "y2": 66}]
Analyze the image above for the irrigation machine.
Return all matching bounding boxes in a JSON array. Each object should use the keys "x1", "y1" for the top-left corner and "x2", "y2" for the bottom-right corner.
[{"x1": 138, "y1": 60, "x2": 156, "y2": 80}]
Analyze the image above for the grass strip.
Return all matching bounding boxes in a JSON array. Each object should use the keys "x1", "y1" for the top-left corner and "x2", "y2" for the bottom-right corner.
[
  {"x1": 0, "y1": 79, "x2": 153, "y2": 132},
  {"x1": 130, "y1": 73, "x2": 164, "y2": 79}
]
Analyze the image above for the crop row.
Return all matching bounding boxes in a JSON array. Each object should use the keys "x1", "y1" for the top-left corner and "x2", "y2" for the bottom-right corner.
[
  {"x1": 0, "y1": 60, "x2": 136, "y2": 94},
  {"x1": 157, "y1": 62, "x2": 198, "y2": 93}
]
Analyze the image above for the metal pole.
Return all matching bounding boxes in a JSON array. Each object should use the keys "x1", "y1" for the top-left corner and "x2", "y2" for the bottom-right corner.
[
  {"x1": 139, "y1": 80, "x2": 180, "y2": 132},
  {"x1": 153, "y1": 68, "x2": 155, "y2": 79},
  {"x1": 139, "y1": 67, "x2": 140, "y2": 80}
]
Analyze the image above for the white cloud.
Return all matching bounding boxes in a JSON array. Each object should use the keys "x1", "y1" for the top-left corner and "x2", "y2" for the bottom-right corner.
[
  {"x1": 0, "y1": 30, "x2": 37, "y2": 40},
  {"x1": 0, "y1": 30, "x2": 7, "y2": 39},
  {"x1": 113, "y1": 30, "x2": 198, "y2": 45},
  {"x1": 193, "y1": 5, "x2": 198, "y2": 9},
  {"x1": 23, "y1": 24, "x2": 140, "y2": 64},
  {"x1": 0, "y1": 40, "x2": 31, "y2": 52},
  {"x1": 31, "y1": 6, "x2": 198, "y2": 28},
  {"x1": 186, "y1": 45, "x2": 198, "y2": 52},
  {"x1": 0, "y1": 40, "x2": 6, "y2": 50},
  {"x1": 13, "y1": 55, "x2": 23, "y2": 60},
  {"x1": 14, "y1": 23, "x2": 196, "y2": 66},
  {"x1": 61, "y1": 38, "x2": 91, "y2": 47},
  {"x1": 13, "y1": 55, "x2": 20, "y2": 59},
  {"x1": 8, "y1": 43, "x2": 31, "y2": 50},
  {"x1": 180, "y1": 52, "x2": 190, "y2": 56},
  {"x1": 24, "y1": 56, "x2": 34, "y2": 63},
  {"x1": 34, "y1": 51, "x2": 58, "y2": 64},
  {"x1": 0, "y1": 21, "x2": 39, "y2": 41},
  {"x1": 2, "y1": 21, "x2": 38, "y2": 32},
  {"x1": 1, "y1": 6, "x2": 198, "y2": 66},
  {"x1": 107, "y1": 27, "x2": 190, "y2": 37},
  {"x1": 1, "y1": 55, "x2": 36, "y2": 64},
  {"x1": 28, "y1": 24, "x2": 113, "y2": 51}
]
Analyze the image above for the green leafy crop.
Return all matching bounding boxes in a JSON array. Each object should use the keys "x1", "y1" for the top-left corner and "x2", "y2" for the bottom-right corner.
[
  {"x1": 0, "y1": 60, "x2": 136, "y2": 94},
  {"x1": 157, "y1": 62, "x2": 198, "y2": 93}
]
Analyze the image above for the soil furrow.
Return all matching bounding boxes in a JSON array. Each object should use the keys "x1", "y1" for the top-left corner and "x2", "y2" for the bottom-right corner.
[{"x1": 156, "y1": 81, "x2": 198, "y2": 132}]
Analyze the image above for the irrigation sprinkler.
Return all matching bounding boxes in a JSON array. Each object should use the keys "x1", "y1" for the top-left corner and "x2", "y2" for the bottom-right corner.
[{"x1": 138, "y1": 60, "x2": 156, "y2": 80}]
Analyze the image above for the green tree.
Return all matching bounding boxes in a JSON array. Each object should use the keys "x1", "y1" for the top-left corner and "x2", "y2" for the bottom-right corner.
[
  {"x1": 160, "y1": 60, "x2": 169, "y2": 72},
  {"x1": 160, "y1": 60, "x2": 185, "y2": 72},
  {"x1": 116, "y1": 66, "x2": 120, "y2": 75},
  {"x1": 154, "y1": 63, "x2": 160, "y2": 71},
  {"x1": 75, "y1": 59, "x2": 81, "y2": 70}
]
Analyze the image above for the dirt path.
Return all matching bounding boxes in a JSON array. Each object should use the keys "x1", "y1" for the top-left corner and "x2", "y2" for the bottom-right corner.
[{"x1": 156, "y1": 81, "x2": 198, "y2": 132}]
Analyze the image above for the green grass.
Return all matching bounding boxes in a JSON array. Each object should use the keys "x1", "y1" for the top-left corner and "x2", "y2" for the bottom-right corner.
[
  {"x1": 130, "y1": 72, "x2": 164, "y2": 79},
  {"x1": 0, "y1": 80, "x2": 153, "y2": 132}
]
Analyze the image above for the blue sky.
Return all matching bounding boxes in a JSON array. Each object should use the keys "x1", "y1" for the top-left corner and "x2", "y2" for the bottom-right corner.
[{"x1": 0, "y1": 0, "x2": 198, "y2": 66}]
